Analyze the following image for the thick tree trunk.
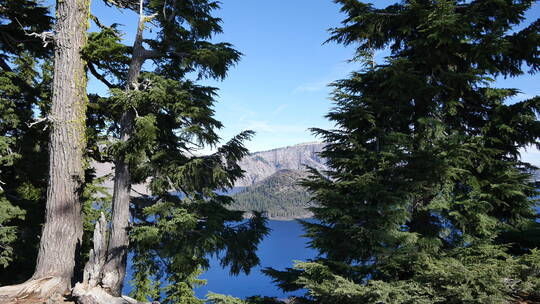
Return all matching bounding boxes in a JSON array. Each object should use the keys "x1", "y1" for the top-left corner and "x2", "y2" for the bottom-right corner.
[
  {"x1": 32, "y1": 0, "x2": 90, "y2": 291},
  {"x1": 0, "y1": 0, "x2": 90, "y2": 301},
  {"x1": 100, "y1": 4, "x2": 146, "y2": 296}
]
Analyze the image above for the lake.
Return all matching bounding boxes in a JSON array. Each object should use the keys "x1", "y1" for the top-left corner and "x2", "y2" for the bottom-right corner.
[
  {"x1": 125, "y1": 207, "x2": 540, "y2": 299},
  {"x1": 124, "y1": 219, "x2": 317, "y2": 299}
]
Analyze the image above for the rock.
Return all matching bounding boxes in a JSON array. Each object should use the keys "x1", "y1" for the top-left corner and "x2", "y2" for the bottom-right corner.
[{"x1": 235, "y1": 142, "x2": 326, "y2": 187}]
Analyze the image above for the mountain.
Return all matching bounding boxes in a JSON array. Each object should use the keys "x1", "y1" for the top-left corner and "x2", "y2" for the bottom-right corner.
[
  {"x1": 230, "y1": 169, "x2": 314, "y2": 220},
  {"x1": 225, "y1": 142, "x2": 327, "y2": 219},
  {"x1": 235, "y1": 142, "x2": 326, "y2": 187},
  {"x1": 92, "y1": 142, "x2": 326, "y2": 219}
]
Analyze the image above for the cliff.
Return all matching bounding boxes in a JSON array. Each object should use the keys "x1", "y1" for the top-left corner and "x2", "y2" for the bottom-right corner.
[{"x1": 235, "y1": 142, "x2": 326, "y2": 187}]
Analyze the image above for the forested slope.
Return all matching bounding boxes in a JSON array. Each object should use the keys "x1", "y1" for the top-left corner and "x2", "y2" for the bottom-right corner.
[{"x1": 230, "y1": 169, "x2": 313, "y2": 220}]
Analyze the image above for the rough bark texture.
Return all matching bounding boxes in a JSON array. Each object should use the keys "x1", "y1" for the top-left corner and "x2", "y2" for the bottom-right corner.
[
  {"x1": 100, "y1": 3, "x2": 146, "y2": 296},
  {"x1": 33, "y1": 0, "x2": 89, "y2": 282},
  {"x1": 0, "y1": 0, "x2": 90, "y2": 301},
  {"x1": 73, "y1": 214, "x2": 157, "y2": 304}
]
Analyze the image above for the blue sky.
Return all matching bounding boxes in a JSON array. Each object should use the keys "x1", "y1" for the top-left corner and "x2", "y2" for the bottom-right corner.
[{"x1": 44, "y1": 0, "x2": 539, "y2": 161}]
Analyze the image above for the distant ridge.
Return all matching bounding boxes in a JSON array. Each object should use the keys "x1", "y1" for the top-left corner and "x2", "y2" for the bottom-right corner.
[
  {"x1": 230, "y1": 169, "x2": 314, "y2": 220},
  {"x1": 92, "y1": 142, "x2": 327, "y2": 217},
  {"x1": 226, "y1": 142, "x2": 327, "y2": 219},
  {"x1": 236, "y1": 142, "x2": 327, "y2": 187}
]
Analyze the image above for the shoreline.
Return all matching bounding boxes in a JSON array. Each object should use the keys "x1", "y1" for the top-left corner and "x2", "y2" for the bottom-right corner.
[{"x1": 242, "y1": 211, "x2": 314, "y2": 221}]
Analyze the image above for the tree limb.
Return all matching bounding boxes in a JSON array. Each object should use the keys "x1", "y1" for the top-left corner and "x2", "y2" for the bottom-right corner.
[{"x1": 87, "y1": 61, "x2": 119, "y2": 89}]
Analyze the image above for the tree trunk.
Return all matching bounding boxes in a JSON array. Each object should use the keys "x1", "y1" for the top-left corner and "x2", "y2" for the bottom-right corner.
[
  {"x1": 32, "y1": 0, "x2": 90, "y2": 291},
  {"x1": 73, "y1": 214, "x2": 158, "y2": 304},
  {"x1": 0, "y1": 0, "x2": 90, "y2": 300},
  {"x1": 101, "y1": 2, "x2": 146, "y2": 296}
]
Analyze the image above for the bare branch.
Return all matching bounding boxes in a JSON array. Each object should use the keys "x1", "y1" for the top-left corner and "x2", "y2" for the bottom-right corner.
[
  {"x1": 14, "y1": 17, "x2": 54, "y2": 47},
  {"x1": 27, "y1": 116, "x2": 49, "y2": 129},
  {"x1": 132, "y1": 106, "x2": 139, "y2": 118}
]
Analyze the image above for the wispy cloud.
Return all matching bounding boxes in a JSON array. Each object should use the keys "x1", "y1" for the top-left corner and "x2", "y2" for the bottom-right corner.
[
  {"x1": 292, "y1": 61, "x2": 361, "y2": 94},
  {"x1": 293, "y1": 80, "x2": 330, "y2": 93},
  {"x1": 273, "y1": 104, "x2": 288, "y2": 114},
  {"x1": 245, "y1": 120, "x2": 309, "y2": 134},
  {"x1": 515, "y1": 92, "x2": 538, "y2": 100}
]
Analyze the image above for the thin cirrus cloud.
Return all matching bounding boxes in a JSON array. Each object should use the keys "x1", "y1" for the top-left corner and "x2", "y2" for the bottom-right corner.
[
  {"x1": 272, "y1": 104, "x2": 288, "y2": 114},
  {"x1": 293, "y1": 80, "x2": 330, "y2": 93},
  {"x1": 245, "y1": 120, "x2": 309, "y2": 134}
]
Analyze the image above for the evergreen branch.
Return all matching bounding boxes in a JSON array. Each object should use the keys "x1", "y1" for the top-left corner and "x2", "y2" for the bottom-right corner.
[
  {"x1": 103, "y1": 0, "x2": 139, "y2": 10},
  {"x1": 90, "y1": 14, "x2": 114, "y2": 31},
  {"x1": 142, "y1": 49, "x2": 189, "y2": 60},
  {"x1": 87, "y1": 61, "x2": 119, "y2": 89},
  {"x1": 0, "y1": 58, "x2": 12, "y2": 72},
  {"x1": 131, "y1": 187, "x2": 147, "y2": 197}
]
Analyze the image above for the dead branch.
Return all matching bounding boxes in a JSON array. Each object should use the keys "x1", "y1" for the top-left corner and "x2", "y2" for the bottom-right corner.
[{"x1": 15, "y1": 18, "x2": 55, "y2": 47}]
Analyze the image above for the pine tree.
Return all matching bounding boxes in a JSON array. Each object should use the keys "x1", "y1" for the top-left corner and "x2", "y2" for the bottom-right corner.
[
  {"x1": 267, "y1": 1, "x2": 540, "y2": 303},
  {"x1": 73, "y1": 1, "x2": 269, "y2": 302}
]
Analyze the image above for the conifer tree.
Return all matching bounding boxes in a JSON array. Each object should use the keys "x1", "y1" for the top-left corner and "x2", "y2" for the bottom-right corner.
[
  {"x1": 267, "y1": 1, "x2": 540, "y2": 303},
  {"x1": 73, "y1": 1, "x2": 268, "y2": 302}
]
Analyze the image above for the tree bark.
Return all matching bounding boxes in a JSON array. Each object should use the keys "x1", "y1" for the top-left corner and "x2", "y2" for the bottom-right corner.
[
  {"x1": 101, "y1": 1, "x2": 147, "y2": 296},
  {"x1": 0, "y1": 0, "x2": 90, "y2": 300},
  {"x1": 73, "y1": 214, "x2": 158, "y2": 304},
  {"x1": 32, "y1": 0, "x2": 90, "y2": 291}
]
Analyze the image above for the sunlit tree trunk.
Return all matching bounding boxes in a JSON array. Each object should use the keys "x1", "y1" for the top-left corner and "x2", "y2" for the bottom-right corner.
[
  {"x1": 32, "y1": 0, "x2": 90, "y2": 292},
  {"x1": 0, "y1": 0, "x2": 90, "y2": 300}
]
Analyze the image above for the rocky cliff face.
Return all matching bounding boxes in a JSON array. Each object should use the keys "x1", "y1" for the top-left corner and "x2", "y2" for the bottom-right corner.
[
  {"x1": 235, "y1": 142, "x2": 327, "y2": 187},
  {"x1": 93, "y1": 142, "x2": 327, "y2": 195}
]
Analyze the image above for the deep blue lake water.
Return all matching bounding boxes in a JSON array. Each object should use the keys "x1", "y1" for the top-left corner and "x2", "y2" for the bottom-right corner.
[
  {"x1": 196, "y1": 220, "x2": 316, "y2": 298},
  {"x1": 124, "y1": 206, "x2": 540, "y2": 299},
  {"x1": 124, "y1": 219, "x2": 317, "y2": 299}
]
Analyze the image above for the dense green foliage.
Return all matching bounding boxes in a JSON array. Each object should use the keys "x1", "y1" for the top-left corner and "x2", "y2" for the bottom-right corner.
[
  {"x1": 0, "y1": 0, "x2": 51, "y2": 283},
  {"x1": 267, "y1": 0, "x2": 540, "y2": 303},
  {"x1": 230, "y1": 169, "x2": 313, "y2": 219},
  {"x1": 85, "y1": 1, "x2": 269, "y2": 302},
  {"x1": 2, "y1": 1, "x2": 540, "y2": 303},
  {"x1": 205, "y1": 292, "x2": 284, "y2": 304}
]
